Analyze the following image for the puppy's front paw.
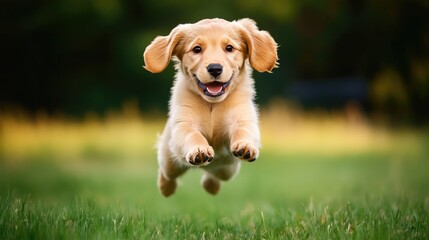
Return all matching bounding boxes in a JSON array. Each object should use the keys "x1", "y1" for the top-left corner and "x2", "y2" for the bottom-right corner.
[
  {"x1": 231, "y1": 142, "x2": 259, "y2": 162},
  {"x1": 186, "y1": 146, "x2": 214, "y2": 166}
]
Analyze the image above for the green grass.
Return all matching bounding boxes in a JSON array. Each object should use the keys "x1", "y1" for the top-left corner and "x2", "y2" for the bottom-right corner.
[{"x1": 1, "y1": 151, "x2": 429, "y2": 239}]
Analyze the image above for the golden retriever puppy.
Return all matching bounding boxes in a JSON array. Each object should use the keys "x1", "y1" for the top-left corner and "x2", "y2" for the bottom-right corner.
[{"x1": 143, "y1": 18, "x2": 278, "y2": 197}]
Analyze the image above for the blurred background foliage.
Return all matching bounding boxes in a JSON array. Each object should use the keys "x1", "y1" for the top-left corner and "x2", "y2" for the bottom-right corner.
[{"x1": 1, "y1": 0, "x2": 429, "y2": 124}]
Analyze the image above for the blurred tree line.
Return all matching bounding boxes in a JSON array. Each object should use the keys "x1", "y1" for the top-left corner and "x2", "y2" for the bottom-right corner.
[{"x1": 1, "y1": 0, "x2": 428, "y2": 124}]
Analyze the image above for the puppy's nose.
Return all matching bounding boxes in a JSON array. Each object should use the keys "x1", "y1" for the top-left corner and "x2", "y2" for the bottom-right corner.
[{"x1": 207, "y1": 63, "x2": 223, "y2": 78}]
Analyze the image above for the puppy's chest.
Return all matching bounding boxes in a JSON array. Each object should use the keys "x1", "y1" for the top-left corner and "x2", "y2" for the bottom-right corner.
[{"x1": 199, "y1": 109, "x2": 231, "y2": 148}]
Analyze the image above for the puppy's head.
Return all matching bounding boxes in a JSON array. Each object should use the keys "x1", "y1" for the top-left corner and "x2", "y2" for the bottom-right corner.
[{"x1": 144, "y1": 18, "x2": 278, "y2": 103}]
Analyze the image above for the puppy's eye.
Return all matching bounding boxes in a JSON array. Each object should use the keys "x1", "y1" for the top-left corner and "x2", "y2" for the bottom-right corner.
[
  {"x1": 192, "y1": 46, "x2": 202, "y2": 54},
  {"x1": 225, "y1": 45, "x2": 234, "y2": 52}
]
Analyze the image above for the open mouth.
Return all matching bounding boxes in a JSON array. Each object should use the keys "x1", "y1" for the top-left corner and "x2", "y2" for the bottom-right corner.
[{"x1": 194, "y1": 74, "x2": 232, "y2": 97}]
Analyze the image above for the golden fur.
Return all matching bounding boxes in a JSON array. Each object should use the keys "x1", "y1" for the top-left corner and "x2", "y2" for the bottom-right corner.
[{"x1": 143, "y1": 18, "x2": 278, "y2": 196}]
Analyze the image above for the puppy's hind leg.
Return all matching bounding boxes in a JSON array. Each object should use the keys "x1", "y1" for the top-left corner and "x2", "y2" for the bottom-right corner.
[
  {"x1": 157, "y1": 171, "x2": 176, "y2": 197},
  {"x1": 201, "y1": 172, "x2": 221, "y2": 195},
  {"x1": 158, "y1": 161, "x2": 187, "y2": 197},
  {"x1": 202, "y1": 159, "x2": 241, "y2": 195},
  {"x1": 157, "y1": 140, "x2": 187, "y2": 197}
]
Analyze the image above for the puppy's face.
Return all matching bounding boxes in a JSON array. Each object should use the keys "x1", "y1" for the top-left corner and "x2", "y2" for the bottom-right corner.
[
  {"x1": 144, "y1": 18, "x2": 278, "y2": 103},
  {"x1": 179, "y1": 21, "x2": 246, "y2": 102}
]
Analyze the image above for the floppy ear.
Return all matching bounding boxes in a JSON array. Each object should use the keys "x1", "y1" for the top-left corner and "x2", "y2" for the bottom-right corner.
[
  {"x1": 143, "y1": 25, "x2": 186, "y2": 73},
  {"x1": 237, "y1": 18, "x2": 279, "y2": 73}
]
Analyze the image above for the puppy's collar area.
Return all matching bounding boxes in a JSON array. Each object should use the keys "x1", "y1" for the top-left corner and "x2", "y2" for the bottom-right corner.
[{"x1": 194, "y1": 74, "x2": 232, "y2": 97}]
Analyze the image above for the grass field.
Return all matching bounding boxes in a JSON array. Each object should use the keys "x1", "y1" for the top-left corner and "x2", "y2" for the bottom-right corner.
[{"x1": 1, "y1": 107, "x2": 428, "y2": 239}]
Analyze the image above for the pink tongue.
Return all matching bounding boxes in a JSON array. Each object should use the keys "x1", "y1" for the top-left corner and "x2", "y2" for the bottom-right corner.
[{"x1": 206, "y1": 83, "x2": 223, "y2": 94}]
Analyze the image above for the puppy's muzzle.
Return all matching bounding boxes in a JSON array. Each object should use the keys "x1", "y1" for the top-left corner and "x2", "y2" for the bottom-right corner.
[{"x1": 194, "y1": 63, "x2": 232, "y2": 98}]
